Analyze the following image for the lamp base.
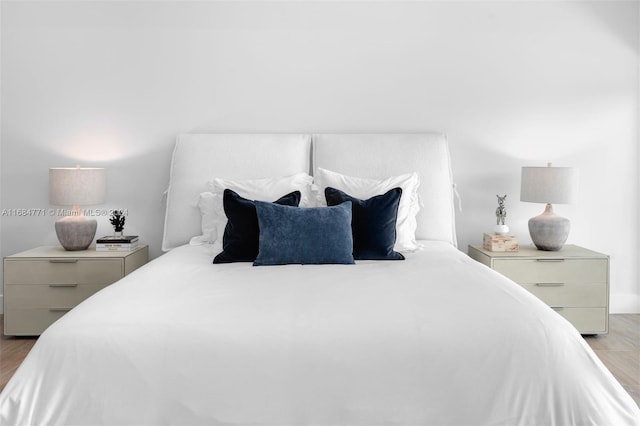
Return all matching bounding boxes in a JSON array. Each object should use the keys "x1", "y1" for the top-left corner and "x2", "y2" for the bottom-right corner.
[
  {"x1": 55, "y1": 216, "x2": 97, "y2": 251},
  {"x1": 528, "y1": 204, "x2": 570, "y2": 251}
]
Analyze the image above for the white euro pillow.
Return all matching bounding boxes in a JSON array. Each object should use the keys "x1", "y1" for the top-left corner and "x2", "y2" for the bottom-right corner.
[
  {"x1": 314, "y1": 167, "x2": 421, "y2": 252},
  {"x1": 189, "y1": 172, "x2": 314, "y2": 248},
  {"x1": 189, "y1": 192, "x2": 218, "y2": 246}
]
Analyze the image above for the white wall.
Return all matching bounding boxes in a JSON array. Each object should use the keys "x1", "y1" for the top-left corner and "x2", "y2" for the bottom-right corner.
[{"x1": 1, "y1": 1, "x2": 638, "y2": 312}]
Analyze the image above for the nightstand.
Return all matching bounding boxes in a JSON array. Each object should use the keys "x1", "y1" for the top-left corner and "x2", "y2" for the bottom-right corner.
[
  {"x1": 3, "y1": 245, "x2": 149, "y2": 336},
  {"x1": 468, "y1": 244, "x2": 609, "y2": 334}
]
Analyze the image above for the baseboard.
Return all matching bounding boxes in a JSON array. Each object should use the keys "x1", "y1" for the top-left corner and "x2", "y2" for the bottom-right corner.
[{"x1": 610, "y1": 292, "x2": 640, "y2": 314}]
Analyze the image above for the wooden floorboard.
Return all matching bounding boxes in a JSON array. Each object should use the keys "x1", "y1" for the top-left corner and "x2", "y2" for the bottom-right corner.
[
  {"x1": 0, "y1": 316, "x2": 37, "y2": 393},
  {"x1": 0, "y1": 314, "x2": 638, "y2": 408},
  {"x1": 584, "y1": 314, "x2": 640, "y2": 407}
]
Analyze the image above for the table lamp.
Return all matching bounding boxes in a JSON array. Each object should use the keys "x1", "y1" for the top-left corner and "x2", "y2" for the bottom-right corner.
[
  {"x1": 50, "y1": 167, "x2": 106, "y2": 251},
  {"x1": 520, "y1": 163, "x2": 578, "y2": 251}
]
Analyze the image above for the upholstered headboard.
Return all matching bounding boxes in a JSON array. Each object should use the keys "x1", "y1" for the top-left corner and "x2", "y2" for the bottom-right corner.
[
  {"x1": 313, "y1": 134, "x2": 457, "y2": 247},
  {"x1": 162, "y1": 134, "x2": 311, "y2": 251},
  {"x1": 162, "y1": 133, "x2": 456, "y2": 251}
]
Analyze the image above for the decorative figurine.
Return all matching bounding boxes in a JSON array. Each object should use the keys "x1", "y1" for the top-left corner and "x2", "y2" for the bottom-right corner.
[
  {"x1": 109, "y1": 210, "x2": 126, "y2": 236},
  {"x1": 483, "y1": 194, "x2": 518, "y2": 251},
  {"x1": 494, "y1": 194, "x2": 509, "y2": 235}
]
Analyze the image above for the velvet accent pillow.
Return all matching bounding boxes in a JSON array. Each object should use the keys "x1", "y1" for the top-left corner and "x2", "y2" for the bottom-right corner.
[
  {"x1": 213, "y1": 189, "x2": 301, "y2": 263},
  {"x1": 253, "y1": 201, "x2": 355, "y2": 266},
  {"x1": 314, "y1": 168, "x2": 420, "y2": 252},
  {"x1": 191, "y1": 173, "x2": 314, "y2": 248},
  {"x1": 325, "y1": 187, "x2": 405, "y2": 260}
]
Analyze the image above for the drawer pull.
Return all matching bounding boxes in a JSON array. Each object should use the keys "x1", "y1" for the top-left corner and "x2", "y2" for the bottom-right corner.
[
  {"x1": 535, "y1": 283, "x2": 565, "y2": 287},
  {"x1": 536, "y1": 259, "x2": 565, "y2": 262},
  {"x1": 551, "y1": 307, "x2": 565, "y2": 311},
  {"x1": 48, "y1": 284, "x2": 78, "y2": 288},
  {"x1": 49, "y1": 307, "x2": 72, "y2": 313},
  {"x1": 49, "y1": 259, "x2": 78, "y2": 264}
]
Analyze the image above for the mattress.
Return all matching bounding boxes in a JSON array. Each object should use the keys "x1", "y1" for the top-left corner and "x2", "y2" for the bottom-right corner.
[{"x1": 1, "y1": 242, "x2": 638, "y2": 425}]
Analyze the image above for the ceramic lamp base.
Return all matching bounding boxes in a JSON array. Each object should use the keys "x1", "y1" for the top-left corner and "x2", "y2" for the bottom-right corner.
[
  {"x1": 528, "y1": 204, "x2": 570, "y2": 251},
  {"x1": 55, "y1": 216, "x2": 97, "y2": 251}
]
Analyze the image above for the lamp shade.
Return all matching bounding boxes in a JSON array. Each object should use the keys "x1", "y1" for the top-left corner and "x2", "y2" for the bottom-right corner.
[
  {"x1": 49, "y1": 167, "x2": 106, "y2": 206},
  {"x1": 520, "y1": 166, "x2": 578, "y2": 204}
]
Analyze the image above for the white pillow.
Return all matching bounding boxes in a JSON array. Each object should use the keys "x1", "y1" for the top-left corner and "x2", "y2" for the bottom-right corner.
[
  {"x1": 189, "y1": 192, "x2": 218, "y2": 246},
  {"x1": 189, "y1": 172, "x2": 314, "y2": 248},
  {"x1": 314, "y1": 168, "x2": 421, "y2": 252}
]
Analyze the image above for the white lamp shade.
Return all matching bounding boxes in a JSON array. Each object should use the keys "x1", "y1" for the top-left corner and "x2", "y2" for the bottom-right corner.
[
  {"x1": 49, "y1": 167, "x2": 106, "y2": 206},
  {"x1": 520, "y1": 166, "x2": 579, "y2": 204}
]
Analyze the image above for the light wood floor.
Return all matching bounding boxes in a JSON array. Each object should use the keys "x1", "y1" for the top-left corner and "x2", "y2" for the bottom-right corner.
[
  {"x1": 0, "y1": 316, "x2": 37, "y2": 394},
  {"x1": 1, "y1": 314, "x2": 638, "y2": 407},
  {"x1": 583, "y1": 314, "x2": 640, "y2": 407}
]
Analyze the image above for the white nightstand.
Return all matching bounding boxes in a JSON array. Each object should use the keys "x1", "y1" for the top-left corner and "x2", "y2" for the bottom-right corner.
[
  {"x1": 468, "y1": 244, "x2": 609, "y2": 335},
  {"x1": 3, "y1": 245, "x2": 149, "y2": 336}
]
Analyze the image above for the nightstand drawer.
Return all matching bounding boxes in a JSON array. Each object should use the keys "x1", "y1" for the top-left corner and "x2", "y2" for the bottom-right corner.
[
  {"x1": 521, "y1": 282, "x2": 607, "y2": 307},
  {"x1": 4, "y1": 308, "x2": 70, "y2": 336},
  {"x1": 492, "y1": 259, "x2": 607, "y2": 284},
  {"x1": 4, "y1": 283, "x2": 110, "y2": 308},
  {"x1": 4, "y1": 259, "x2": 123, "y2": 285},
  {"x1": 552, "y1": 307, "x2": 608, "y2": 334}
]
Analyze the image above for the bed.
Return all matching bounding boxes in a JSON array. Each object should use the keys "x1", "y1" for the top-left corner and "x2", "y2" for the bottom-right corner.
[{"x1": 1, "y1": 133, "x2": 638, "y2": 425}]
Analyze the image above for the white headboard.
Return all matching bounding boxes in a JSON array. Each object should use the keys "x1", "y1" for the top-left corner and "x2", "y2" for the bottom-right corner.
[
  {"x1": 162, "y1": 134, "x2": 311, "y2": 251},
  {"x1": 313, "y1": 134, "x2": 457, "y2": 247},
  {"x1": 162, "y1": 133, "x2": 457, "y2": 251}
]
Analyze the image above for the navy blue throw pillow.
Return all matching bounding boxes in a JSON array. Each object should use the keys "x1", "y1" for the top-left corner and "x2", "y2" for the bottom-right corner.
[
  {"x1": 325, "y1": 187, "x2": 405, "y2": 260},
  {"x1": 213, "y1": 189, "x2": 301, "y2": 263},
  {"x1": 253, "y1": 201, "x2": 355, "y2": 266}
]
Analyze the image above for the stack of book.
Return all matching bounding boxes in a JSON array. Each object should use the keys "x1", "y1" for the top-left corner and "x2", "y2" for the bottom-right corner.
[{"x1": 96, "y1": 235, "x2": 139, "y2": 252}]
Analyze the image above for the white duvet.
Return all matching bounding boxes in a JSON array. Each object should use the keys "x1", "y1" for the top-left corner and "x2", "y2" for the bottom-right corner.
[{"x1": 1, "y1": 242, "x2": 638, "y2": 425}]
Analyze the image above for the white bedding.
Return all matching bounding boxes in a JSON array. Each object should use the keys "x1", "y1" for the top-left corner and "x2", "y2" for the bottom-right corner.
[{"x1": 1, "y1": 243, "x2": 638, "y2": 425}]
